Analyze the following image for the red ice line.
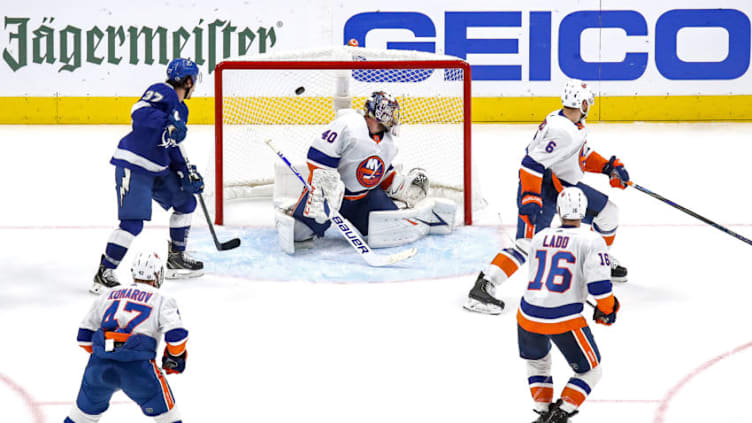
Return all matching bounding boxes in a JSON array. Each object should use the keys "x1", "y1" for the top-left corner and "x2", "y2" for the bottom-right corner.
[
  {"x1": 653, "y1": 340, "x2": 752, "y2": 423},
  {"x1": 0, "y1": 371, "x2": 44, "y2": 423}
]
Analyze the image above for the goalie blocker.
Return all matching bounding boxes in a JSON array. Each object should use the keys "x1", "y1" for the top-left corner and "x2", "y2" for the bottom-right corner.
[{"x1": 273, "y1": 164, "x2": 457, "y2": 253}]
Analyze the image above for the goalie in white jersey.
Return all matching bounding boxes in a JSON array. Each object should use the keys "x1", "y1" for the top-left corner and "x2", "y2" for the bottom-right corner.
[
  {"x1": 465, "y1": 79, "x2": 630, "y2": 315},
  {"x1": 66, "y1": 251, "x2": 188, "y2": 423},
  {"x1": 517, "y1": 187, "x2": 620, "y2": 423},
  {"x1": 275, "y1": 91, "x2": 456, "y2": 253}
]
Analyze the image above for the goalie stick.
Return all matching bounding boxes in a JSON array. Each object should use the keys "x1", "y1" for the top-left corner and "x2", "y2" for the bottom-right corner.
[
  {"x1": 264, "y1": 139, "x2": 417, "y2": 266},
  {"x1": 177, "y1": 143, "x2": 241, "y2": 251}
]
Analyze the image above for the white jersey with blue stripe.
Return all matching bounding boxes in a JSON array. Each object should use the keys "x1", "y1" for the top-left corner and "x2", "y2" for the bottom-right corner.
[
  {"x1": 78, "y1": 283, "x2": 187, "y2": 348},
  {"x1": 517, "y1": 225, "x2": 613, "y2": 334},
  {"x1": 524, "y1": 110, "x2": 591, "y2": 185},
  {"x1": 306, "y1": 109, "x2": 397, "y2": 196}
]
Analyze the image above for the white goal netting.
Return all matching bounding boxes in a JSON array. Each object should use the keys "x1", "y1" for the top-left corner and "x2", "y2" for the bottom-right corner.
[{"x1": 209, "y1": 46, "x2": 484, "y2": 224}]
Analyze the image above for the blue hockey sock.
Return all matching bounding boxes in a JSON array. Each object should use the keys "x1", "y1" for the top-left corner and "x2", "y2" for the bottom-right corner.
[
  {"x1": 102, "y1": 220, "x2": 143, "y2": 268},
  {"x1": 169, "y1": 212, "x2": 193, "y2": 252}
]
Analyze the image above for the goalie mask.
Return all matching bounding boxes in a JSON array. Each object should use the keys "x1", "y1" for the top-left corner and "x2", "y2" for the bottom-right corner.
[
  {"x1": 130, "y1": 251, "x2": 165, "y2": 288},
  {"x1": 364, "y1": 91, "x2": 400, "y2": 135},
  {"x1": 557, "y1": 187, "x2": 588, "y2": 221},
  {"x1": 561, "y1": 79, "x2": 594, "y2": 117}
]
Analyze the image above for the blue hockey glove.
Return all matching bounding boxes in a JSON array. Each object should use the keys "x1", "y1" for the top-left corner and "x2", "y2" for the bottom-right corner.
[
  {"x1": 593, "y1": 296, "x2": 620, "y2": 326},
  {"x1": 602, "y1": 156, "x2": 630, "y2": 189},
  {"x1": 178, "y1": 165, "x2": 204, "y2": 194},
  {"x1": 518, "y1": 194, "x2": 542, "y2": 226},
  {"x1": 166, "y1": 114, "x2": 187, "y2": 143},
  {"x1": 162, "y1": 349, "x2": 187, "y2": 374}
]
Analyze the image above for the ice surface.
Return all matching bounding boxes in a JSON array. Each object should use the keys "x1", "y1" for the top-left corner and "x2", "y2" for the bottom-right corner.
[{"x1": 1, "y1": 122, "x2": 751, "y2": 422}]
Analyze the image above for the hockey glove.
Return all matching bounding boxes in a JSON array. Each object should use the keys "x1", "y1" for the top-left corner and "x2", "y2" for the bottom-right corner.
[
  {"x1": 166, "y1": 114, "x2": 187, "y2": 143},
  {"x1": 178, "y1": 165, "x2": 204, "y2": 194},
  {"x1": 162, "y1": 349, "x2": 187, "y2": 374},
  {"x1": 386, "y1": 168, "x2": 430, "y2": 208},
  {"x1": 593, "y1": 296, "x2": 620, "y2": 326},
  {"x1": 304, "y1": 168, "x2": 344, "y2": 224},
  {"x1": 519, "y1": 195, "x2": 542, "y2": 226},
  {"x1": 601, "y1": 156, "x2": 629, "y2": 189}
]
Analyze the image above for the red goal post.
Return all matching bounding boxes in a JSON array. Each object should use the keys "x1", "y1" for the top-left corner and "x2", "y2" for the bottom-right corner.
[{"x1": 213, "y1": 50, "x2": 475, "y2": 226}]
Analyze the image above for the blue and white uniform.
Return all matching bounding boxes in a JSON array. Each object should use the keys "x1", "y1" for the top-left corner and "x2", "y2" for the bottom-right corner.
[
  {"x1": 101, "y1": 82, "x2": 196, "y2": 271},
  {"x1": 517, "y1": 224, "x2": 617, "y2": 413},
  {"x1": 66, "y1": 283, "x2": 187, "y2": 423},
  {"x1": 293, "y1": 110, "x2": 400, "y2": 236}
]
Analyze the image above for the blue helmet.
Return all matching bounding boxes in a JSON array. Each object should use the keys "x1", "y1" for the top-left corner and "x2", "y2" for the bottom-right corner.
[{"x1": 166, "y1": 58, "x2": 200, "y2": 84}]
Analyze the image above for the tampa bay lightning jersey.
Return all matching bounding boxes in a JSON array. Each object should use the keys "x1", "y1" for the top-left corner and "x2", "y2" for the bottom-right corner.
[{"x1": 110, "y1": 82, "x2": 189, "y2": 176}]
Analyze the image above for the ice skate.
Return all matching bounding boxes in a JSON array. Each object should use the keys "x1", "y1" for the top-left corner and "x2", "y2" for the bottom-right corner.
[
  {"x1": 90, "y1": 259, "x2": 120, "y2": 294},
  {"x1": 166, "y1": 241, "x2": 204, "y2": 279},
  {"x1": 610, "y1": 255, "x2": 628, "y2": 283},
  {"x1": 463, "y1": 272, "x2": 505, "y2": 315},
  {"x1": 544, "y1": 399, "x2": 578, "y2": 423}
]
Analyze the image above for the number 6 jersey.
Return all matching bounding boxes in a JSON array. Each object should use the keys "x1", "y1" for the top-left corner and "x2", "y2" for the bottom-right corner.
[{"x1": 517, "y1": 225, "x2": 616, "y2": 335}]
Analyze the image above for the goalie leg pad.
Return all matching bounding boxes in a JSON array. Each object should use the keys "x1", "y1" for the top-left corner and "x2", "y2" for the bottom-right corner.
[
  {"x1": 367, "y1": 199, "x2": 456, "y2": 248},
  {"x1": 275, "y1": 209, "x2": 316, "y2": 254}
]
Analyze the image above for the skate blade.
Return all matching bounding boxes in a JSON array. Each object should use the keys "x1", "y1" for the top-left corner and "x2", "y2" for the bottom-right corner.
[
  {"x1": 89, "y1": 282, "x2": 106, "y2": 295},
  {"x1": 611, "y1": 275, "x2": 628, "y2": 283},
  {"x1": 463, "y1": 298, "x2": 504, "y2": 315},
  {"x1": 165, "y1": 269, "x2": 204, "y2": 280}
]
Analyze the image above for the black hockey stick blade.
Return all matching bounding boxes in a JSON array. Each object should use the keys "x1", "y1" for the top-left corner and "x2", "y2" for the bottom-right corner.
[
  {"x1": 198, "y1": 194, "x2": 241, "y2": 251},
  {"x1": 217, "y1": 237, "x2": 241, "y2": 251}
]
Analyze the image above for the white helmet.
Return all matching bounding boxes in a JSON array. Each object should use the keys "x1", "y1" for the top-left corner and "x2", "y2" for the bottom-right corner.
[
  {"x1": 557, "y1": 187, "x2": 588, "y2": 220},
  {"x1": 130, "y1": 251, "x2": 165, "y2": 288},
  {"x1": 561, "y1": 79, "x2": 594, "y2": 117}
]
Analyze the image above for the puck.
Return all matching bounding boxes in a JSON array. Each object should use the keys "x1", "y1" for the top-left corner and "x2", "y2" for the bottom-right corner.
[{"x1": 295, "y1": 86, "x2": 305, "y2": 95}]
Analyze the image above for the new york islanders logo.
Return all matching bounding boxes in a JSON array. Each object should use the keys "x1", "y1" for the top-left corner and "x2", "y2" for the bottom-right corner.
[{"x1": 356, "y1": 156, "x2": 385, "y2": 188}]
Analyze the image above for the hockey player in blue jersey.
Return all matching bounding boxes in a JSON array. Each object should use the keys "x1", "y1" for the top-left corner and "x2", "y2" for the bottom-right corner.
[
  {"x1": 67, "y1": 250, "x2": 188, "y2": 423},
  {"x1": 91, "y1": 58, "x2": 205, "y2": 294}
]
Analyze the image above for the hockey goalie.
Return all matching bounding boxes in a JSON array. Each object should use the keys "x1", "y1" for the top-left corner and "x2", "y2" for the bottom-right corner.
[{"x1": 274, "y1": 91, "x2": 457, "y2": 253}]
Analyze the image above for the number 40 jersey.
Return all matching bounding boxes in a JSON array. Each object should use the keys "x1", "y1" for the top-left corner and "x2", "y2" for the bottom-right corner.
[{"x1": 517, "y1": 225, "x2": 616, "y2": 335}]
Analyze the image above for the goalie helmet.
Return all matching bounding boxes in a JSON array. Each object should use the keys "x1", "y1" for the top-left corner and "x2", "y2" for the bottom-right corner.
[
  {"x1": 167, "y1": 58, "x2": 201, "y2": 85},
  {"x1": 364, "y1": 91, "x2": 400, "y2": 132},
  {"x1": 557, "y1": 187, "x2": 588, "y2": 220},
  {"x1": 130, "y1": 251, "x2": 165, "y2": 288},
  {"x1": 561, "y1": 79, "x2": 594, "y2": 117}
]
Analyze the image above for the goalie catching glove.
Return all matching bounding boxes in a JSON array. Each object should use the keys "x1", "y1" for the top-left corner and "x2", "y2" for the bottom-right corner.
[
  {"x1": 304, "y1": 168, "x2": 345, "y2": 224},
  {"x1": 384, "y1": 168, "x2": 429, "y2": 208}
]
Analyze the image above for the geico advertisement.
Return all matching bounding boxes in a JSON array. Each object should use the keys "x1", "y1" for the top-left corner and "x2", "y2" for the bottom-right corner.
[
  {"x1": 336, "y1": 0, "x2": 752, "y2": 96},
  {"x1": 1, "y1": 0, "x2": 751, "y2": 97}
]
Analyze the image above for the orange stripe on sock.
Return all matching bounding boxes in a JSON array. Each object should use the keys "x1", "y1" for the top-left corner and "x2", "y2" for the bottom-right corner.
[
  {"x1": 530, "y1": 386, "x2": 553, "y2": 403},
  {"x1": 561, "y1": 386, "x2": 587, "y2": 407},
  {"x1": 521, "y1": 215, "x2": 535, "y2": 239},
  {"x1": 491, "y1": 253, "x2": 520, "y2": 277}
]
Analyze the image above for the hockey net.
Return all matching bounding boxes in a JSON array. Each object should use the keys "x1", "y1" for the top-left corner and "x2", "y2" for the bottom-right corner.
[{"x1": 211, "y1": 46, "x2": 484, "y2": 225}]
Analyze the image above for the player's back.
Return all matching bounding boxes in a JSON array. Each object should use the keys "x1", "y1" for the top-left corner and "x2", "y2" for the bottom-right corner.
[
  {"x1": 517, "y1": 225, "x2": 610, "y2": 334},
  {"x1": 81, "y1": 283, "x2": 185, "y2": 360}
]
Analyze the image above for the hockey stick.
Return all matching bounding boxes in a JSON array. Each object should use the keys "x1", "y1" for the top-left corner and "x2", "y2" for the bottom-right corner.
[
  {"x1": 628, "y1": 181, "x2": 752, "y2": 246},
  {"x1": 264, "y1": 139, "x2": 417, "y2": 266},
  {"x1": 177, "y1": 143, "x2": 241, "y2": 251}
]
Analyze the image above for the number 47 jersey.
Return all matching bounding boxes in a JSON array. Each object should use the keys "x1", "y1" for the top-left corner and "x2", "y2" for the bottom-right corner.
[
  {"x1": 517, "y1": 225, "x2": 615, "y2": 335},
  {"x1": 77, "y1": 283, "x2": 187, "y2": 359}
]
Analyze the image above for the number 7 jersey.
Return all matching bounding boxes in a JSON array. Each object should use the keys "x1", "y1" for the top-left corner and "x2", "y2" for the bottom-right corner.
[{"x1": 517, "y1": 225, "x2": 615, "y2": 335}]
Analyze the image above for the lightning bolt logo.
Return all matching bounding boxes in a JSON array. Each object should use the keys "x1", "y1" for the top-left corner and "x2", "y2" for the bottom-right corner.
[{"x1": 119, "y1": 168, "x2": 131, "y2": 207}]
